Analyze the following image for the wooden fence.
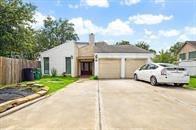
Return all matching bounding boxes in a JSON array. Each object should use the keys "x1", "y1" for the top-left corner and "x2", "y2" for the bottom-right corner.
[{"x1": 0, "y1": 56, "x2": 40, "y2": 85}]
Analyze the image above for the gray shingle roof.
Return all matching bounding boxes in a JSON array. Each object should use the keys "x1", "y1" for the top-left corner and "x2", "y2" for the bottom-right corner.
[
  {"x1": 94, "y1": 42, "x2": 151, "y2": 53},
  {"x1": 186, "y1": 41, "x2": 196, "y2": 47},
  {"x1": 76, "y1": 42, "x2": 88, "y2": 44}
]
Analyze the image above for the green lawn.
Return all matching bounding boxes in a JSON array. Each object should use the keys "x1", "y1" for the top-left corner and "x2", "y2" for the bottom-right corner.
[
  {"x1": 35, "y1": 76, "x2": 78, "y2": 94},
  {"x1": 188, "y1": 76, "x2": 196, "y2": 89}
]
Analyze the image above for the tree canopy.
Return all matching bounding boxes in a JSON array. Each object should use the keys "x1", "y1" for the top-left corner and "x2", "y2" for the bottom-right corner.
[
  {"x1": 116, "y1": 40, "x2": 130, "y2": 45},
  {"x1": 35, "y1": 17, "x2": 79, "y2": 53},
  {"x1": 0, "y1": 0, "x2": 36, "y2": 58},
  {"x1": 135, "y1": 41, "x2": 156, "y2": 54},
  {"x1": 135, "y1": 41, "x2": 150, "y2": 50},
  {"x1": 152, "y1": 42, "x2": 183, "y2": 64},
  {"x1": 0, "y1": 0, "x2": 79, "y2": 59}
]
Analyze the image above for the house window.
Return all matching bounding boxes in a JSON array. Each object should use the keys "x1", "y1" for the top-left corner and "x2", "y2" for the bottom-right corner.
[
  {"x1": 179, "y1": 53, "x2": 186, "y2": 60},
  {"x1": 189, "y1": 51, "x2": 196, "y2": 60},
  {"x1": 44, "y1": 57, "x2": 49, "y2": 74},
  {"x1": 65, "y1": 57, "x2": 71, "y2": 74}
]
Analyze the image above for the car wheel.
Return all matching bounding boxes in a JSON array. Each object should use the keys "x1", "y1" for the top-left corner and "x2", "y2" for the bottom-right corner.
[
  {"x1": 134, "y1": 74, "x2": 138, "y2": 81},
  {"x1": 150, "y1": 76, "x2": 157, "y2": 86}
]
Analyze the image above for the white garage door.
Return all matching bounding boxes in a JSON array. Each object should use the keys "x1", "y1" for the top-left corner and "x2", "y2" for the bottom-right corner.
[
  {"x1": 99, "y1": 59, "x2": 121, "y2": 79},
  {"x1": 125, "y1": 59, "x2": 147, "y2": 78}
]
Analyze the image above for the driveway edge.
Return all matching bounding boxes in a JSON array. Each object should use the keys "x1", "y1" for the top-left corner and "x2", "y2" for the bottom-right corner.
[{"x1": 0, "y1": 94, "x2": 50, "y2": 118}]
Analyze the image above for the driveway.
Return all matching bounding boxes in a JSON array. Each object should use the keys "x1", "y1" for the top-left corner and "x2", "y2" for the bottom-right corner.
[{"x1": 0, "y1": 79, "x2": 196, "y2": 130}]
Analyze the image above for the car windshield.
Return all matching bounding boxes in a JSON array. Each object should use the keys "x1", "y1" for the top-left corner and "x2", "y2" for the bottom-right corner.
[{"x1": 158, "y1": 63, "x2": 177, "y2": 68}]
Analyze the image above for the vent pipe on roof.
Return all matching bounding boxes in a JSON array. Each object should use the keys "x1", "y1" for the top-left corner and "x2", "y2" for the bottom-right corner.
[{"x1": 89, "y1": 33, "x2": 95, "y2": 45}]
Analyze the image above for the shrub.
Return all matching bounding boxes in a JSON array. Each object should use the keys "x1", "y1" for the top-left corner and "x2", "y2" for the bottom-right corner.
[
  {"x1": 51, "y1": 68, "x2": 57, "y2": 77},
  {"x1": 90, "y1": 76, "x2": 98, "y2": 80},
  {"x1": 62, "y1": 72, "x2": 67, "y2": 77}
]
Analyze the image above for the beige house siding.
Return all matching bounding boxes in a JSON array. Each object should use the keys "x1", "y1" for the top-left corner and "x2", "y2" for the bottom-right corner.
[
  {"x1": 179, "y1": 44, "x2": 196, "y2": 60},
  {"x1": 78, "y1": 44, "x2": 94, "y2": 57},
  {"x1": 98, "y1": 59, "x2": 121, "y2": 79},
  {"x1": 125, "y1": 59, "x2": 147, "y2": 78}
]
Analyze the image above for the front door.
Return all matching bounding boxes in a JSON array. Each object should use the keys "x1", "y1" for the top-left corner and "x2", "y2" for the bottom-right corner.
[{"x1": 81, "y1": 62, "x2": 92, "y2": 75}]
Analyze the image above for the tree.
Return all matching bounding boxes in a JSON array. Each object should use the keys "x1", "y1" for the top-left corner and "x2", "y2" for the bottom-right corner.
[
  {"x1": 0, "y1": 0, "x2": 36, "y2": 59},
  {"x1": 149, "y1": 49, "x2": 156, "y2": 54},
  {"x1": 153, "y1": 50, "x2": 176, "y2": 63},
  {"x1": 135, "y1": 41, "x2": 156, "y2": 54},
  {"x1": 169, "y1": 42, "x2": 183, "y2": 55},
  {"x1": 116, "y1": 40, "x2": 130, "y2": 45},
  {"x1": 135, "y1": 41, "x2": 150, "y2": 50},
  {"x1": 35, "y1": 17, "x2": 79, "y2": 52}
]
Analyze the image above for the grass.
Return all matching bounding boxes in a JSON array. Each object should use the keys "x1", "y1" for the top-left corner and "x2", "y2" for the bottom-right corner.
[
  {"x1": 34, "y1": 76, "x2": 78, "y2": 94},
  {"x1": 0, "y1": 76, "x2": 79, "y2": 93},
  {"x1": 187, "y1": 76, "x2": 196, "y2": 89}
]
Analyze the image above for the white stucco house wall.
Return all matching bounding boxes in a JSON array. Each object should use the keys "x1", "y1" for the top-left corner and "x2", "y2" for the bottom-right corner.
[{"x1": 40, "y1": 33, "x2": 153, "y2": 78}]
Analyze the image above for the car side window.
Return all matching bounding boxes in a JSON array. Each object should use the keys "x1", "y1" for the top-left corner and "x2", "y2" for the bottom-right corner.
[
  {"x1": 148, "y1": 64, "x2": 158, "y2": 70},
  {"x1": 140, "y1": 64, "x2": 149, "y2": 70},
  {"x1": 139, "y1": 65, "x2": 146, "y2": 70}
]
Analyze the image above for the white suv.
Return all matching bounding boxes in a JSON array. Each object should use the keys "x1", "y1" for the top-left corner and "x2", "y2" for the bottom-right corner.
[{"x1": 134, "y1": 63, "x2": 190, "y2": 86}]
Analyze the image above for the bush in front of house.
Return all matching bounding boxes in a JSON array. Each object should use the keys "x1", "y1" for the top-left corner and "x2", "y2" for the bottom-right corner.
[
  {"x1": 90, "y1": 76, "x2": 98, "y2": 80},
  {"x1": 62, "y1": 72, "x2": 67, "y2": 77},
  {"x1": 51, "y1": 68, "x2": 57, "y2": 77}
]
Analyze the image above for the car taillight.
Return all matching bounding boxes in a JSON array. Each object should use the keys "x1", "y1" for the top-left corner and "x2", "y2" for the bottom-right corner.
[{"x1": 161, "y1": 68, "x2": 167, "y2": 75}]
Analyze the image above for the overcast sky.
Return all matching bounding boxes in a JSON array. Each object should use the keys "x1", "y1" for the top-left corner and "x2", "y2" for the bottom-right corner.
[{"x1": 24, "y1": 0, "x2": 196, "y2": 51}]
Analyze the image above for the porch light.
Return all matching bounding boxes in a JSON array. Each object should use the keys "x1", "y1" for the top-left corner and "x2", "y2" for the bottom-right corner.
[
  {"x1": 95, "y1": 55, "x2": 98, "y2": 61},
  {"x1": 70, "y1": 55, "x2": 73, "y2": 59}
]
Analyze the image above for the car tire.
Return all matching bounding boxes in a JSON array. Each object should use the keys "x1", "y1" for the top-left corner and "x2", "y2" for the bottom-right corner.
[
  {"x1": 134, "y1": 74, "x2": 138, "y2": 81},
  {"x1": 150, "y1": 76, "x2": 157, "y2": 86}
]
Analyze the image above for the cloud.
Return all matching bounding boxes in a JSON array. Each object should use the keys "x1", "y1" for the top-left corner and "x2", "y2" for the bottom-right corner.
[
  {"x1": 120, "y1": 0, "x2": 140, "y2": 6},
  {"x1": 129, "y1": 14, "x2": 173, "y2": 25},
  {"x1": 68, "y1": 4, "x2": 80, "y2": 9},
  {"x1": 154, "y1": 0, "x2": 165, "y2": 7},
  {"x1": 103, "y1": 19, "x2": 133, "y2": 35},
  {"x1": 68, "y1": 0, "x2": 109, "y2": 9},
  {"x1": 69, "y1": 17, "x2": 103, "y2": 35},
  {"x1": 81, "y1": 0, "x2": 109, "y2": 7},
  {"x1": 184, "y1": 26, "x2": 196, "y2": 35},
  {"x1": 154, "y1": 0, "x2": 165, "y2": 4},
  {"x1": 69, "y1": 17, "x2": 133, "y2": 36},
  {"x1": 159, "y1": 29, "x2": 180, "y2": 37},
  {"x1": 31, "y1": 11, "x2": 55, "y2": 29},
  {"x1": 177, "y1": 34, "x2": 190, "y2": 42},
  {"x1": 55, "y1": 0, "x2": 61, "y2": 6},
  {"x1": 144, "y1": 29, "x2": 158, "y2": 39},
  {"x1": 176, "y1": 26, "x2": 196, "y2": 42}
]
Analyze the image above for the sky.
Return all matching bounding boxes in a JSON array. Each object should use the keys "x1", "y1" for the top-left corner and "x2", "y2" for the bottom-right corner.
[{"x1": 24, "y1": 0, "x2": 196, "y2": 51}]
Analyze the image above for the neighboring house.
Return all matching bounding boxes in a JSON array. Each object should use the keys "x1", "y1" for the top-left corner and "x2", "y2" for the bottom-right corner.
[
  {"x1": 178, "y1": 41, "x2": 196, "y2": 76},
  {"x1": 40, "y1": 33, "x2": 153, "y2": 79}
]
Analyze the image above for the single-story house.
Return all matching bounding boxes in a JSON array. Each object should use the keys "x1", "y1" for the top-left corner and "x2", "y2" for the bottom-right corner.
[
  {"x1": 40, "y1": 33, "x2": 153, "y2": 79},
  {"x1": 178, "y1": 41, "x2": 196, "y2": 76}
]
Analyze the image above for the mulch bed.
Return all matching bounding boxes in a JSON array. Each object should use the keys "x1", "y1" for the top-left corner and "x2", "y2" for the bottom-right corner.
[{"x1": 0, "y1": 87, "x2": 34, "y2": 104}]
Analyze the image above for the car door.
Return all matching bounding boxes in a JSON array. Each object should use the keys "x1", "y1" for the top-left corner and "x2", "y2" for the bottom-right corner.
[
  {"x1": 137, "y1": 64, "x2": 149, "y2": 81},
  {"x1": 141, "y1": 64, "x2": 150, "y2": 81},
  {"x1": 145, "y1": 64, "x2": 158, "y2": 82}
]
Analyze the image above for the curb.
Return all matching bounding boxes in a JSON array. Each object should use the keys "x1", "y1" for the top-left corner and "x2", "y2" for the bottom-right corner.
[{"x1": 0, "y1": 94, "x2": 50, "y2": 118}]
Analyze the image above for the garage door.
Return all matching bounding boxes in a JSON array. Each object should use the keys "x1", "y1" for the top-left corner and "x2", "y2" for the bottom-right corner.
[
  {"x1": 125, "y1": 59, "x2": 147, "y2": 78},
  {"x1": 99, "y1": 59, "x2": 121, "y2": 79}
]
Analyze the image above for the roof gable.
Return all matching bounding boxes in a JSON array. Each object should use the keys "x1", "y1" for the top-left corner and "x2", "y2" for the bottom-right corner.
[{"x1": 178, "y1": 41, "x2": 196, "y2": 54}]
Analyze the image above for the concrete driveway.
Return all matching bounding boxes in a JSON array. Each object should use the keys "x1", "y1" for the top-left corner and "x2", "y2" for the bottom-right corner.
[{"x1": 1, "y1": 79, "x2": 196, "y2": 130}]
